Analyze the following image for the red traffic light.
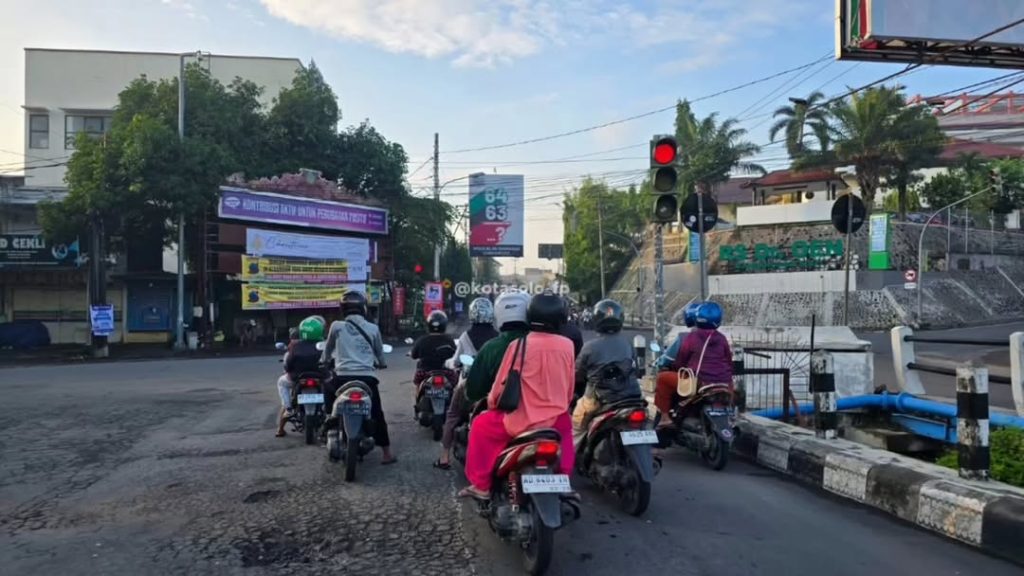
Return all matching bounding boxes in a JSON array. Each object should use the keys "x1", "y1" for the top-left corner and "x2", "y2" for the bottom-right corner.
[
  {"x1": 652, "y1": 138, "x2": 678, "y2": 165},
  {"x1": 414, "y1": 264, "x2": 424, "y2": 274}
]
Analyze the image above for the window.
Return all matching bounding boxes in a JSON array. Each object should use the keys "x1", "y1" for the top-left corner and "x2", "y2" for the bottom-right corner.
[
  {"x1": 65, "y1": 115, "x2": 111, "y2": 149},
  {"x1": 29, "y1": 114, "x2": 49, "y2": 149}
]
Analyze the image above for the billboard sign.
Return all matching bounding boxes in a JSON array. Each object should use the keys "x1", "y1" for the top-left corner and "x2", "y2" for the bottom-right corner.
[
  {"x1": 245, "y1": 228, "x2": 369, "y2": 280},
  {"x1": 240, "y1": 255, "x2": 351, "y2": 283},
  {"x1": 219, "y1": 187, "x2": 388, "y2": 235},
  {"x1": 538, "y1": 243, "x2": 564, "y2": 259},
  {"x1": 868, "y1": 213, "x2": 891, "y2": 270},
  {"x1": 837, "y1": 1, "x2": 1024, "y2": 69},
  {"x1": 240, "y1": 283, "x2": 366, "y2": 310},
  {"x1": 0, "y1": 235, "x2": 81, "y2": 268},
  {"x1": 469, "y1": 174, "x2": 524, "y2": 257}
]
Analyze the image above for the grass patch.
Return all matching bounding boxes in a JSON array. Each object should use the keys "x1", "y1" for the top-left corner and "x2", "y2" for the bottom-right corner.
[{"x1": 936, "y1": 427, "x2": 1024, "y2": 487}]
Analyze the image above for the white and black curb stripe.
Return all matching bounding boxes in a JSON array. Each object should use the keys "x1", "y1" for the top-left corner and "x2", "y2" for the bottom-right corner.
[{"x1": 734, "y1": 414, "x2": 1024, "y2": 566}]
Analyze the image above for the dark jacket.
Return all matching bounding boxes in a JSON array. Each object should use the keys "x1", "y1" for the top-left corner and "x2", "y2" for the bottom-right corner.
[
  {"x1": 560, "y1": 322, "x2": 584, "y2": 357},
  {"x1": 411, "y1": 333, "x2": 457, "y2": 371},
  {"x1": 673, "y1": 328, "x2": 732, "y2": 384},
  {"x1": 575, "y1": 332, "x2": 642, "y2": 403},
  {"x1": 285, "y1": 340, "x2": 321, "y2": 376},
  {"x1": 465, "y1": 328, "x2": 528, "y2": 402}
]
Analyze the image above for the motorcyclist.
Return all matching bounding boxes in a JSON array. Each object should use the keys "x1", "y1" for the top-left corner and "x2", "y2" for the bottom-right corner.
[
  {"x1": 560, "y1": 299, "x2": 584, "y2": 357},
  {"x1": 276, "y1": 317, "x2": 324, "y2": 437},
  {"x1": 410, "y1": 310, "x2": 457, "y2": 392},
  {"x1": 434, "y1": 298, "x2": 499, "y2": 470},
  {"x1": 321, "y1": 291, "x2": 396, "y2": 465},
  {"x1": 656, "y1": 301, "x2": 701, "y2": 370},
  {"x1": 655, "y1": 301, "x2": 732, "y2": 429},
  {"x1": 459, "y1": 291, "x2": 576, "y2": 499},
  {"x1": 571, "y1": 299, "x2": 643, "y2": 450},
  {"x1": 464, "y1": 291, "x2": 531, "y2": 404}
]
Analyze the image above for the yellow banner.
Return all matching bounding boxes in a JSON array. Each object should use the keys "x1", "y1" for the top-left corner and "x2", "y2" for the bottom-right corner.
[
  {"x1": 241, "y1": 283, "x2": 363, "y2": 310},
  {"x1": 241, "y1": 255, "x2": 349, "y2": 283}
]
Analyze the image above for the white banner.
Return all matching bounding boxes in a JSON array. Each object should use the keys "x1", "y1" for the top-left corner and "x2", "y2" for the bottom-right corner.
[{"x1": 246, "y1": 228, "x2": 370, "y2": 281}]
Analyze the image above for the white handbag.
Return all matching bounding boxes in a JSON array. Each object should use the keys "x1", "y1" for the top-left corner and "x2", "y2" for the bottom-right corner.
[{"x1": 677, "y1": 334, "x2": 712, "y2": 397}]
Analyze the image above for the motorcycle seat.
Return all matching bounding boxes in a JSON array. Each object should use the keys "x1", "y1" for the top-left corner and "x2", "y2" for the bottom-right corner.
[
  {"x1": 601, "y1": 397, "x2": 646, "y2": 412},
  {"x1": 506, "y1": 428, "x2": 561, "y2": 448}
]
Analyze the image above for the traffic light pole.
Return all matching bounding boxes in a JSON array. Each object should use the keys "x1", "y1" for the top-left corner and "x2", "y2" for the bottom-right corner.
[{"x1": 698, "y1": 186, "x2": 708, "y2": 300}]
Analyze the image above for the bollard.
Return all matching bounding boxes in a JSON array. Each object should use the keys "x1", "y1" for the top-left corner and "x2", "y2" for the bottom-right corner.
[
  {"x1": 956, "y1": 363, "x2": 990, "y2": 481},
  {"x1": 810, "y1": 350, "x2": 837, "y2": 439},
  {"x1": 1009, "y1": 332, "x2": 1024, "y2": 417},
  {"x1": 890, "y1": 326, "x2": 925, "y2": 395},
  {"x1": 732, "y1": 345, "x2": 746, "y2": 412}
]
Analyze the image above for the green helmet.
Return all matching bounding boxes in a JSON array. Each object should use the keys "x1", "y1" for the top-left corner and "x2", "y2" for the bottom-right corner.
[{"x1": 298, "y1": 316, "x2": 325, "y2": 341}]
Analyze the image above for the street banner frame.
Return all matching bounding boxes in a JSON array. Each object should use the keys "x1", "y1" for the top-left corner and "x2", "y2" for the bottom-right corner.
[
  {"x1": 219, "y1": 187, "x2": 388, "y2": 234},
  {"x1": 241, "y1": 255, "x2": 351, "y2": 283},
  {"x1": 241, "y1": 283, "x2": 366, "y2": 310}
]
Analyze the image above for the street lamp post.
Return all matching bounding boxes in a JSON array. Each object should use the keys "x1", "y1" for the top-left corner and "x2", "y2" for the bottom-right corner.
[{"x1": 174, "y1": 50, "x2": 206, "y2": 351}]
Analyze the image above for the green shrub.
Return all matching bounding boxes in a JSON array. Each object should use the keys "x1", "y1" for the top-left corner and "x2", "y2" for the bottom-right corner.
[{"x1": 936, "y1": 428, "x2": 1024, "y2": 487}]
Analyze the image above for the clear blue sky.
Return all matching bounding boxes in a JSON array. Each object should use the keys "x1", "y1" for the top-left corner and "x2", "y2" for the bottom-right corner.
[{"x1": 0, "y1": 0, "x2": 1003, "y2": 271}]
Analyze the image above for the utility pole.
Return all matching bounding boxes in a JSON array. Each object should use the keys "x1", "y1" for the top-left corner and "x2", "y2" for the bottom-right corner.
[
  {"x1": 843, "y1": 190, "x2": 854, "y2": 325},
  {"x1": 174, "y1": 52, "x2": 188, "y2": 351},
  {"x1": 89, "y1": 209, "x2": 108, "y2": 358},
  {"x1": 697, "y1": 184, "x2": 708, "y2": 300},
  {"x1": 597, "y1": 191, "x2": 606, "y2": 299},
  {"x1": 655, "y1": 224, "x2": 666, "y2": 348},
  {"x1": 433, "y1": 133, "x2": 441, "y2": 282}
]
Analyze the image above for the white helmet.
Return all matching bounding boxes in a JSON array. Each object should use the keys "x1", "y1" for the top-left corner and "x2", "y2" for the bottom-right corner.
[
  {"x1": 494, "y1": 291, "x2": 530, "y2": 329},
  {"x1": 468, "y1": 297, "x2": 495, "y2": 325}
]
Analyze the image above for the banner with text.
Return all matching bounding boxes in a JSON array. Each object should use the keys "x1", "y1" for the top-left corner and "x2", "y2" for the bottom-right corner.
[
  {"x1": 219, "y1": 187, "x2": 388, "y2": 235},
  {"x1": 241, "y1": 255, "x2": 350, "y2": 283},
  {"x1": 245, "y1": 228, "x2": 369, "y2": 281},
  {"x1": 241, "y1": 283, "x2": 366, "y2": 310},
  {"x1": 469, "y1": 174, "x2": 524, "y2": 257},
  {"x1": 0, "y1": 235, "x2": 81, "y2": 268}
]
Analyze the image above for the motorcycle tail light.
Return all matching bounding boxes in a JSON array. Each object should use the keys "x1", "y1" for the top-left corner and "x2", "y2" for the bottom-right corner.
[
  {"x1": 628, "y1": 410, "x2": 647, "y2": 426},
  {"x1": 303, "y1": 378, "x2": 318, "y2": 388},
  {"x1": 535, "y1": 440, "x2": 559, "y2": 464},
  {"x1": 348, "y1": 391, "x2": 364, "y2": 402},
  {"x1": 432, "y1": 375, "x2": 446, "y2": 387}
]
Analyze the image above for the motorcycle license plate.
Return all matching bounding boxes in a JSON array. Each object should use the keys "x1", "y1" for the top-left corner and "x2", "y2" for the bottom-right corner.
[
  {"x1": 426, "y1": 387, "x2": 449, "y2": 398},
  {"x1": 705, "y1": 407, "x2": 733, "y2": 417},
  {"x1": 620, "y1": 430, "x2": 659, "y2": 445},
  {"x1": 297, "y1": 393, "x2": 324, "y2": 405},
  {"x1": 344, "y1": 403, "x2": 370, "y2": 416},
  {"x1": 521, "y1": 474, "x2": 572, "y2": 494}
]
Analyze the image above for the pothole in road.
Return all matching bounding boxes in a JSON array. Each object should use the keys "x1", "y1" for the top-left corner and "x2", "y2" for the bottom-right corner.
[{"x1": 243, "y1": 490, "x2": 281, "y2": 504}]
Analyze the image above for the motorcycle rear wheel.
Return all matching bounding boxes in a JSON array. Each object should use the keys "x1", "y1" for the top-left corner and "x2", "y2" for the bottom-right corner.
[
  {"x1": 619, "y1": 473, "x2": 651, "y2": 517},
  {"x1": 431, "y1": 414, "x2": 444, "y2": 442},
  {"x1": 304, "y1": 413, "x2": 318, "y2": 445},
  {"x1": 701, "y1": 433, "x2": 730, "y2": 471},
  {"x1": 522, "y1": 506, "x2": 554, "y2": 576},
  {"x1": 344, "y1": 437, "x2": 359, "y2": 482}
]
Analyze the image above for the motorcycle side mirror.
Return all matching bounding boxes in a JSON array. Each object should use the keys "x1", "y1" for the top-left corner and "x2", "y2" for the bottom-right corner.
[
  {"x1": 315, "y1": 341, "x2": 326, "y2": 352},
  {"x1": 650, "y1": 343, "x2": 662, "y2": 354},
  {"x1": 459, "y1": 354, "x2": 475, "y2": 367},
  {"x1": 382, "y1": 344, "x2": 394, "y2": 354},
  {"x1": 404, "y1": 337, "x2": 414, "y2": 345},
  {"x1": 274, "y1": 342, "x2": 287, "y2": 351}
]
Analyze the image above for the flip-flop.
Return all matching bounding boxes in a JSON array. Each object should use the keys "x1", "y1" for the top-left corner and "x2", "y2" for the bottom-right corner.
[
  {"x1": 275, "y1": 431, "x2": 286, "y2": 438},
  {"x1": 457, "y1": 486, "x2": 489, "y2": 500},
  {"x1": 433, "y1": 459, "x2": 451, "y2": 470}
]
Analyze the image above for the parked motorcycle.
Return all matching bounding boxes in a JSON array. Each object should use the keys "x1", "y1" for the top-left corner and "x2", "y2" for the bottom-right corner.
[
  {"x1": 651, "y1": 343, "x2": 736, "y2": 470},
  {"x1": 415, "y1": 369, "x2": 453, "y2": 441},
  {"x1": 576, "y1": 398, "x2": 657, "y2": 516},
  {"x1": 455, "y1": 355, "x2": 579, "y2": 575},
  {"x1": 325, "y1": 343, "x2": 394, "y2": 482}
]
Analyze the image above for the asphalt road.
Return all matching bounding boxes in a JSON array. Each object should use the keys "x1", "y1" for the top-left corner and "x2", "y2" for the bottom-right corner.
[{"x1": 1, "y1": 346, "x2": 1019, "y2": 575}]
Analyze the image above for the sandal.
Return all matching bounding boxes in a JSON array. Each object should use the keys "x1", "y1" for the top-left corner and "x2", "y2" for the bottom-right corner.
[
  {"x1": 275, "y1": 430, "x2": 286, "y2": 438},
  {"x1": 433, "y1": 458, "x2": 451, "y2": 471},
  {"x1": 457, "y1": 486, "x2": 489, "y2": 500}
]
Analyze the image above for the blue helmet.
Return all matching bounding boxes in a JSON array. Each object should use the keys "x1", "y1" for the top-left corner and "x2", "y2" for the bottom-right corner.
[
  {"x1": 695, "y1": 301, "x2": 723, "y2": 329},
  {"x1": 683, "y1": 302, "x2": 702, "y2": 328}
]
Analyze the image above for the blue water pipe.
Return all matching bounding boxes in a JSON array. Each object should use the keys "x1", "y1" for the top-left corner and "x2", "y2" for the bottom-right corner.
[{"x1": 751, "y1": 392, "x2": 1024, "y2": 429}]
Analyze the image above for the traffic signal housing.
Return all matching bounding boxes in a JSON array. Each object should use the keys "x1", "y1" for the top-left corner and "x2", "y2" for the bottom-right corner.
[{"x1": 650, "y1": 136, "x2": 679, "y2": 223}]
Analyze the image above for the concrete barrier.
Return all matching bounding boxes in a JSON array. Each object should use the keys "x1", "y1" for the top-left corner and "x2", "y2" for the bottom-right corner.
[{"x1": 733, "y1": 414, "x2": 1024, "y2": 566}]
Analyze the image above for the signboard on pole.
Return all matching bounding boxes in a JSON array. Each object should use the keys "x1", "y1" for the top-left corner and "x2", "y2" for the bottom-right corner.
[
  {"x1": 689, "y1": 232, "x2": 701, "y2": 262},
  {"x1": 469, "y1": 174, "x2": 524, "y2": 257},
  {"x1": 424, "y1": 281, "x2": 445, "y2": 317},
  {"x1": 392, "y1": 286, "x2": 406, "y2": 316},
  {"x1": 868, "y1": 213, "x2": 891, "y2": 269},
  {"x1": 538, "y1": 243, "x2": 564, "y2": 259},
  {"x1": 0, "y1": 235, "x2": 81, "y2": 268},
  {"x1": 89, "y1": 305, "x2": 115, "y2": 337}
]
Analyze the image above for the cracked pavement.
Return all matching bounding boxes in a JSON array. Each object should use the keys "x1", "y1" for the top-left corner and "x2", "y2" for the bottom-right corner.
[{"x1": 1, "y1": 345, "x2": 1019, "y2": 575}]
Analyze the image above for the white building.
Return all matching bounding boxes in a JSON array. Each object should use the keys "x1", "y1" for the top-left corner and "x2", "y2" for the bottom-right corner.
[
  {"x1": 22, "y1": 48, "x2": 302, "y2": 189},
  {"x1": 3, "y1": 48, "x2": 302, "y2": 344}
]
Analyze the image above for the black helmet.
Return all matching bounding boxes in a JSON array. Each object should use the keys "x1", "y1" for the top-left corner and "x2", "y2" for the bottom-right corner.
[
  {"x1": 527, "y1": 292, "x2": 567, "y2": 333},
  {"x1": 341, "y1": 291, "x2": 367, "y2": 317},
  {"x1": 427, "y1": 310, "x2": 448, "y2": 334},
  {"x1": 592, "y1": 299, "x2": 624, "y2": 333}
]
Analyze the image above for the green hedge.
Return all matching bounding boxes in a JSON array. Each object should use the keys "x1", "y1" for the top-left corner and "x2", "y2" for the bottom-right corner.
[{"x1": 936, "y1": 428, "x2": 1024, "y2": 487}]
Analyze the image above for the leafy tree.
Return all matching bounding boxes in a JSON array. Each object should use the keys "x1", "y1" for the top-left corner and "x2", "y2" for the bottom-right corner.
[
  {"x1": 885, "y1": 103, "x2": 944, "y2": 220},
  {"x1": 882, "y1": 187, "x2": 921, "y2": 213},
  {"x1": 334, "y1": 121, "x2": 409, "y2": 204},
  {"x1": 263, "y1": 61, "x2": 340, "y2": 178},
  {"x1": 768, "y1": 90, "x2": 833, "y2": 159},
  {"x1": 563, "y1": 179, "x2": 647, "y2": 304},
  {"x1": 919, "y1": 171, "x2": 968, "y2": 212},
  {"x1": 675, "y1": 100, "x2": 764, "y2": 196}
]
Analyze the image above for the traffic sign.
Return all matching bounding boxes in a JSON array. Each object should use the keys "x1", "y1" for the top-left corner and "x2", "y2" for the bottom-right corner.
[
  {"x1": 830, "y1": 194, "x2": 866, "y2": 234},
  {"x1": 904, "y1": 269, "x2": 917, "y2": 283},
  {"x1": 904, "y1": 282, "x2": 918, "y2": 290},
  {"x1": 681, "y1": 193, "x2": 718, "y2": 233}
]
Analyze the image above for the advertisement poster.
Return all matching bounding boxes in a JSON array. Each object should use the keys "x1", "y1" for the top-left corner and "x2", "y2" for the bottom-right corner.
[
  {"x1": 89, "y1": 305, "x2": 115, "y2": 336},
  {"x1": 0, "y1": 235, "x2": 81, "y2": 268},
  {"x1": 392, "y1": 286, "x2": 406, "y2": 316},
  {"x1": 245, "y1": 228, "x2": 370, "y2": 280},
  {"x1": 241, "y1": 255, "x2": 350, "y2": 283},
  {"x1": 868, "y1": 213, "x2": 891, "y2": 270},
  {"x1": 688, "y1": 232, "x2": 700, "y2": 262},
  {"x1": 219, "y1": 187, "x2": 388, "y2": 235},
  {"x1": 241, "y1": 283, "x2": 366, "y2": 310},
  {"x1": 423, "y1": 281, "x2": 445, "y2": 318},
  {"x1": 469, "y1": 173, "x2": 524, "y2": 257}
]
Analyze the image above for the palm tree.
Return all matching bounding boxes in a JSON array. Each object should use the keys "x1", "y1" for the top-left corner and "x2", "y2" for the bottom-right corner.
[
  {"x1": 885, "y1": 102, "x2": 944, "y2": 220},
  {"x1": 768, "y1": 91, "x2": 833, "y2": 159},
  {"x1": 675, "y1": 100, "x2": 764, "y2": 196}
]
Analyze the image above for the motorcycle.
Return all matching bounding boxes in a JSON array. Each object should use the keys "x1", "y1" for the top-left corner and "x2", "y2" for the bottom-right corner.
[
  {"x1": 324, "y1": 343, "x2": 394, "y2": 482},
  {"x1": 576, "y1": 397, "x2": 657, "y2": 516},
  {"x1": 415, "y1": 369, "x2": 453, "y2": 441},
  {"x1": 275, "y1": 343, "x2": 327, "y2": 445},
  {"x1": 460, "y1": 353, "x2": 579, "y2": 575},
  {"x1": 650, "y1": 342, "x2": 736, "y2": 471}
]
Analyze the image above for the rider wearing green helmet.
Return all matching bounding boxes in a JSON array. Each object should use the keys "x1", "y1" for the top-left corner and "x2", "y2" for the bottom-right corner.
[{"x1": 276, "y1": 316, "x2": 326, "y2": 437}]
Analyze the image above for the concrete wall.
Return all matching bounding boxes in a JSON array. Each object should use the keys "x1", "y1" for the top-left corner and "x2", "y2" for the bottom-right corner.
[
  {"x1": 23, "y1": 49, "x2": 302, "y2": 187},
  {"x1": 709, "y1": 270, "x2": 853, "y2": 294},
  {"x1": 736, "y1": 202, "x2": 833, "y2": 227}
]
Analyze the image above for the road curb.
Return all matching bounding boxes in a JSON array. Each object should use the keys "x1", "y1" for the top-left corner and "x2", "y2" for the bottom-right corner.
[{"x1": 733, "y1": 414, "x2": 1024, "y2": 566}]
